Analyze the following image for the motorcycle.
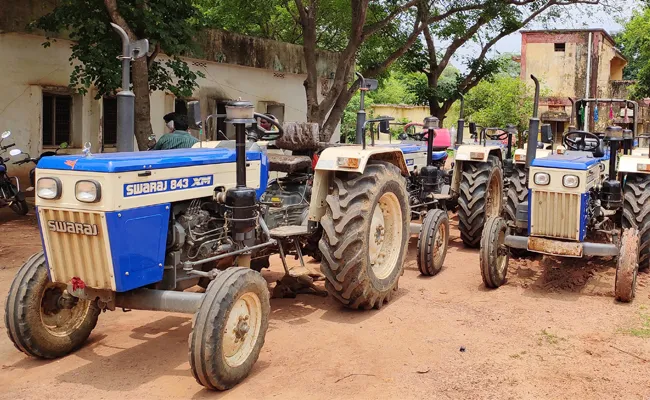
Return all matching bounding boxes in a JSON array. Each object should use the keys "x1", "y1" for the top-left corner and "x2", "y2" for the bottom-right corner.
[
  {"x1": 15, "y1": 142, "x2": 69, "y2": 191},
  {"x1": 0, "y1": 131, "x2": 28, "y2": 215}
]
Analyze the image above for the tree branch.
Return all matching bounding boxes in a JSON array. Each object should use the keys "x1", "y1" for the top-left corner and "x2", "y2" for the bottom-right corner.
[
  {"x1": 147, "y1": 42, "x2": 160, "y2": 69},
  {"x1": 104, "y1": 0, "x2": 136, "y2": 40}
]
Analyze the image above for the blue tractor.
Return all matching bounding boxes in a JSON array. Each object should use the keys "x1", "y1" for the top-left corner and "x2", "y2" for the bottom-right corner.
[{"x1": 479, "y1": 75, "x2": 641, "y2": 302}]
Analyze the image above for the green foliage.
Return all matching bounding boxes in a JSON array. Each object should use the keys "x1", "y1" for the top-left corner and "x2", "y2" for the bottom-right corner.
[
  {"x1": 464, "y1": 75, "x2": 536, "y2": 132},
  {"x1": 615, "y1": 6, "x2": 650, "y2": 96},
  {"x1": 32, "y1": 0, "x2": 204, "y2": 99}
]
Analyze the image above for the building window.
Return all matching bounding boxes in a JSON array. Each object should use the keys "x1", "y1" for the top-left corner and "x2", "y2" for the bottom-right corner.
[
  {"x1": 102, "y1": 97, "x2": 117, "y2": 146},
  {"x1": 554, "y1": 43, "x2": 566, "y2": 52},
  {"x1": 42, "y1": 93, "x2": 72, "y2": 147}
]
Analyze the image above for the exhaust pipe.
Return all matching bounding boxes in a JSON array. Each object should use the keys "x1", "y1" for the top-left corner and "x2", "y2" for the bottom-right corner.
[
  {"x1": 456, "y1": 93, "x2": 465, "y2": 147},
  {"x1": 526, "y1": 75, "x2": 541, "y2": 169}
]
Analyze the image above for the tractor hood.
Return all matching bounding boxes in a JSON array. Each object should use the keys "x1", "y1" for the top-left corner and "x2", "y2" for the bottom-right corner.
[
  {"x1": 37, "y1": 147, "x2": 265, "y2": 173},
  {"x1": 530, "y1": 152, "x2": 601, "y2": 171}
]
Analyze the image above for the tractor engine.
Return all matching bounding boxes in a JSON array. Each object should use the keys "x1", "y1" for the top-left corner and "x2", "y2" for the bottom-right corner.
[
  {"x1": 260, "y1": 175, "x2": 311, "y2": 229},
  {"x1": 168, "y1": 199, "x2": 231, "y2": 262}
]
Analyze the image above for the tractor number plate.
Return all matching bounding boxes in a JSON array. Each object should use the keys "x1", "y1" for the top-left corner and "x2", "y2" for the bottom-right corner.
[{"x1": 527, "y1": 237, "x2": 583, "y2": 257}]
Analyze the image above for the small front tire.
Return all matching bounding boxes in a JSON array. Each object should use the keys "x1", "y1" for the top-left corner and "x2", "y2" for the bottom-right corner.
[
  {"x1": 615, "y1": 228, "x2": 639, "y2": 303},
  {"x1": 10, "y1": 199, "x2": 29, "y2": 216},
  {"x1": 480, "y1": 217, "x2": 510, "y2": 288},
  {"x1": 417, "y1": 209, "x2": 449, "y2": 276},
  {"x1": 5, "y1": 252, "x2": 100, "y2": 358},
  {"x1": 189, "y1": 267, "x2": 270, "y2": 390}
]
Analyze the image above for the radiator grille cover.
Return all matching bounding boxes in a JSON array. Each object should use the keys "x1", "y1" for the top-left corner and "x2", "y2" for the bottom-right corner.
[
  {"x1": 39, "y1": 208, "x2": 115, "y2": 290},
  {"x1": 530, "y1": 191, "x2": 581, "y2": 241}
]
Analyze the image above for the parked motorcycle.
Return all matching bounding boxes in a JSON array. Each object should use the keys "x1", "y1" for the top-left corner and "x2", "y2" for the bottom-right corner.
[
  {"x1": 15, "y1": 142, "x2": 69, "y2": 191},
  {"x1": 0, "y1": 131, "x2": 28, "y2": 215}
]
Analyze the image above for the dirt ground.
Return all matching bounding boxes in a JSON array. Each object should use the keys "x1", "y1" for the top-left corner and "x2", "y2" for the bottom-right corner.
[{"x1": 0, "y1": 207, "x2": 649, "y2": 400}]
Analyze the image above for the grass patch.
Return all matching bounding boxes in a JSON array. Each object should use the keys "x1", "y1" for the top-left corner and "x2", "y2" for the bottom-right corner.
[
  {"x1": 626, "y1": 312, "x2": 650, "y2": 338},
  {"x1": 537, "y1": 329, "x2": 565, "y2": 345}
]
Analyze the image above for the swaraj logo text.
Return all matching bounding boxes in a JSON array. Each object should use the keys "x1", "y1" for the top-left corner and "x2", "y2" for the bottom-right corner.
[
  {"x1": 48, "y1": 220, "x2": 98, "y2": 236},
  {"x1": 124, "y1": 175, "x2": 213, "y2": 197}
]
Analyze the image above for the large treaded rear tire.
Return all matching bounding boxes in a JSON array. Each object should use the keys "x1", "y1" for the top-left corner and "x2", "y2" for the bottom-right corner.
[
  {"x1": 319, "y1": 161, "x2": 409, "y2": 309},
  {"x1": 505, "y1": 164, "x2": 527, "y2": 223},
  {"x1": 458, "y1": 155, "x2": 503, "y2": 248},
  {"x1": 5, "y1": 252, "x2": 100, "y2": 358},
  {"x1": 622, "y1": 174, "x2": 650, "y2": 270},
  {"x1": 190, "y1": 267, "x2": 270, "y2": 390}
]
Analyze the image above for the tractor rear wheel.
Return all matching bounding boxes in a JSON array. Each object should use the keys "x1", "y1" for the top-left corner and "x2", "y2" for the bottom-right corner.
[
  {"x1": 505, "y1": 164, "x2": 529, "y2": 257},
  {"x1": 615, "y1": 228, "x2": 639, "y2": 303},
  {"x1": 5, "y1": 252, "x2": 100, "y2": 358},
  {"x1": 622, "y1": 174, "x2": 650, "y2": 270},
  {"x1": 319, "y1": 161, "x2": 409, "y2": 309},
  {"x1": 458, "y1": 155, "x2": 503, "y2": 248},
  {"x1": 190, "y1": 267, "x2": 270, "y2": 390},
  {"x1": 480, "y1": 216, "x2": 510, "y2": 288},
  {"x1": 417, "y1": 209, "x2": 449, "y2": 276}
]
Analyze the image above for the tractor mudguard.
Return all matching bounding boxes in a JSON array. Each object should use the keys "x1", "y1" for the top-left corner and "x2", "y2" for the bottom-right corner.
[
  {"x1": 618, "y1": 154, "x2": 650, "y2": 175},
  {"x1": 454, "y1": 145, "x2": 503, "y2": 163},
  {"x1": 307, "y1": 146, "x2": 409, "y2": 226}
]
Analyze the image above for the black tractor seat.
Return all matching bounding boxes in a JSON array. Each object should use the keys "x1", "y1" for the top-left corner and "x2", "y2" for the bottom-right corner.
[
  {"x1": 269, "y1": 122, "x2": 327, "y2": 173},
  {"x1": 268, "y1": 153, "x2": 313, "y2": 174}
]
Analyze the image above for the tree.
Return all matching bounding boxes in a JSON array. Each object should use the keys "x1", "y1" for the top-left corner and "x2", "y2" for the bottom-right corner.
[
  {"x1": 464, "y1": 75, "x2": 536, "y2": 133},
  {"x1": 402, "y1": 0, "x2": 619, "y2": 125},
  {"x1": 33, "y1": 0, "x2": 204, "y2": 150},
  {"x1": 615, "y1": 6, "x2": 650, "y2": 96}
]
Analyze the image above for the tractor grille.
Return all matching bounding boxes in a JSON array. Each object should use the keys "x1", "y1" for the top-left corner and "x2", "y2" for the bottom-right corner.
[
  {"x1": 39, "y1": 208, "x2": 115, "y2": 290},
  {"x1": 530, "y1": 191, "x2": 581, "y2": 241}
]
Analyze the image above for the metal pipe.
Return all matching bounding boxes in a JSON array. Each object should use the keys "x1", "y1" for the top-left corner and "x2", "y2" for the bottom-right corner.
[
  {"x1": 110, "y1": 23, "x2": 135, "y2": 152},
  {"x1": 427, "y1": 128, "x2": 434, "y2": 166},
  {"x1": 410, "y1": 222, "x2": 421, "y2": 235},
  {"x1": 235, "y1": 123, "x2": 246, "y2": 187},
  {"x1": 568, "y1": 97, "x2": 575, "y2": 126},
  {"x1": 526, "y1": 75, "x2": 541, "y2": 168},
  {"x1": 115, "y1": 289, "x2": 205, "y2": 314},
  {"x1": 183, "y1": 239, "x2": 276, "y2": 268},
  {"x1": 355, "y1": 72, "x2": 366, "y2": 146},
  {"x1": 456, "y1": 93, "x2": 465, "y2": 146},
  {"x1": 609, "y1": 139, "x2": 620, "y2": 181},
  {"x1": 585, "y1": 32, "x2": 593, "y2": 131}
]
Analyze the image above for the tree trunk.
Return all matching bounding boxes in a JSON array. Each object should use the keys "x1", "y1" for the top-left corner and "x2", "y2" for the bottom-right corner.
[{"x1": 132, "y1": 57, "x2": 154, "y2": 150}]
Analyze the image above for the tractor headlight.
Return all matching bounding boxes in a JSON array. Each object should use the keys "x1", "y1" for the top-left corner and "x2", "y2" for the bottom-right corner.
[
  {"x1": 533, "y1": 172, "x2": 550, "y2": 186},
  {"x1": 562, "y1": 174, "x2": 580, "y2": 188},
  {"x1": 37, "y1": 177, "x2": 61, "y2": 200},
  {"x1": 75, "y1": 180, "x2": 101, "y2": 203}
]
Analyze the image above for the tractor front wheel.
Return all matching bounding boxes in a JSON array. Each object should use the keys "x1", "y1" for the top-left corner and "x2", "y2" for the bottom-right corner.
[
  {"x1": 189, "y1": 267, "x2": 270, "y2": 390},
  {"x1": 480, "y1": 216, "x2": 510, "y2": 288},
  {"x1": 319, "y1": 161, "x2": 409, "y2": 309},
  {"x1": 417, "y1": 209, "x2": 449, "y2": 276},
  {"x1": 5, "y1": 252, "x2": 100, "y2": 358},
  {"x1": 615, "y1": 228, "x2": 639, "y2": 303}
]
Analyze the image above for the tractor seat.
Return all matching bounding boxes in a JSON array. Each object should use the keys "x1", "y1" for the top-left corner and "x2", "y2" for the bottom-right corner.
[
  {"x1": 268, "y1": 153, "x2": 313, "y2": 174},
  {"x1": 269, "y1": 122, "x2": 322, "y2": 173}
]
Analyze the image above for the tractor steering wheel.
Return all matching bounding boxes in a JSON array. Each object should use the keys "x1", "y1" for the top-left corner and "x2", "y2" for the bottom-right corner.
[
  {"x1": 563, "y1": 130, "x2": 601, "y2": 152},
  {"x1": 401, "y1": 122, "x2": 431, "y2": 141},
  {"x1": 253, "y1": 112, "x2": 284, "y2": 141},
  {"x1": 485, "y1": 127, "x2": 515, "y2": 141}
]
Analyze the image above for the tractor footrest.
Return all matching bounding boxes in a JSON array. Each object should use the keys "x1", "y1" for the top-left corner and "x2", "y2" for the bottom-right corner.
[
  {"x1": 433, "y1": 194, "x2": 452, "y2": 201},
  {"x1": 269, "y1": 225, "x2": 309, "y2": 239}
]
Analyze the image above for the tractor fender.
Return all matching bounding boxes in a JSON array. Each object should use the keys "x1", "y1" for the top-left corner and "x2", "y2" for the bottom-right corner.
[
  {"x1": 513, "y1": 148, "x2": 552, "y2": 165},
  {"x1": 454, "y1": 145, "x2": 503, "y2": 163},
  {"x1": 308, "y1": 146, "x2": 409, "y2": 224},
  {"x1": 450, "y1": 146, "x2": 503, "y2": 193},
  {"x1": 314, "y1": 146, "x2": 409, "y2": 176},
  {"x1": 618, "y1": 154, "x2": 650, "y2": 175}
]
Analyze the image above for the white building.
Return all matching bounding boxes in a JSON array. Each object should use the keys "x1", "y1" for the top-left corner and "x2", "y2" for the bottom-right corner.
[{"x1": 0, "y1": 3, "x2": 340, "y2": 183}]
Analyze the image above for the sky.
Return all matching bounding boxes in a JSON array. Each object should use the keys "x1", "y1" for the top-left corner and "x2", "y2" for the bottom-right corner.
[{"x1": 452, "y1": 0, "x2": 641, "y2": 73}]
